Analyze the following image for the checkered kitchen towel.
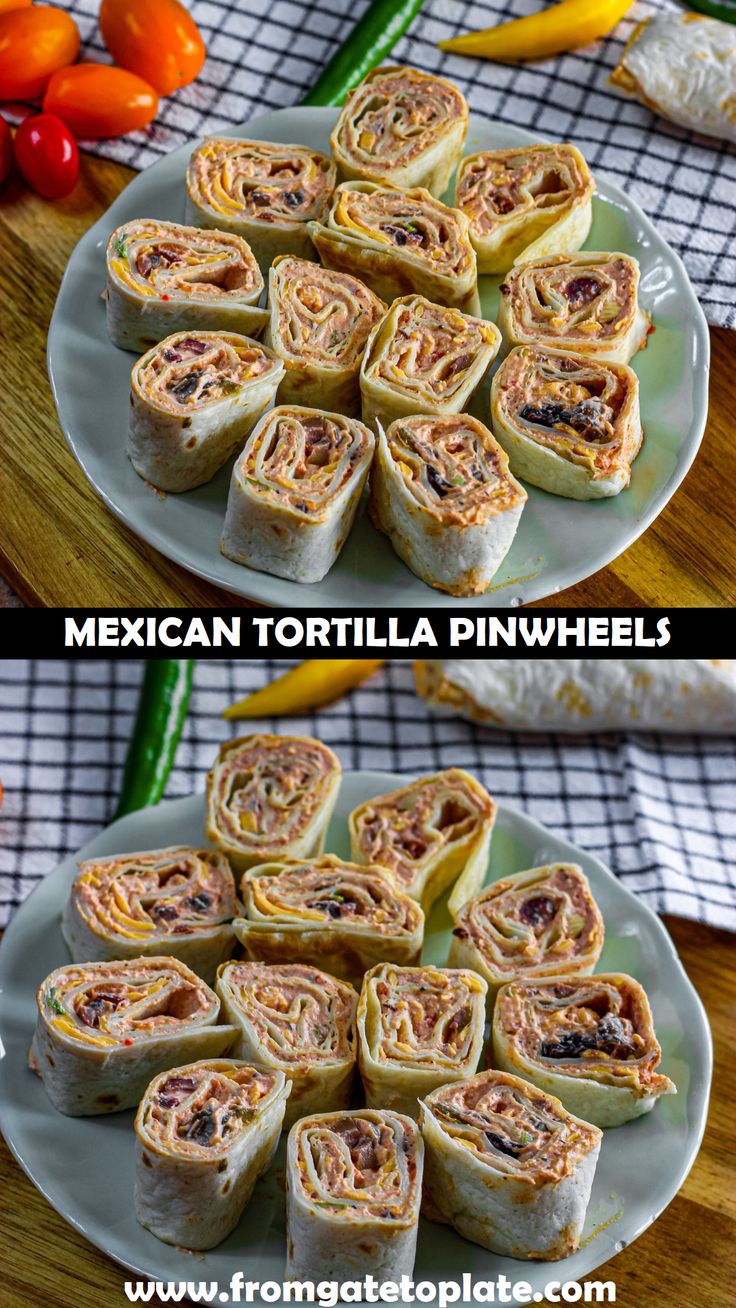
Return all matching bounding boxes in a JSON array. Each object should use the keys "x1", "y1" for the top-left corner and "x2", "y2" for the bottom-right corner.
[
  {"x1": 1, "y1": 659, "x2": 734, "y2": 931},
  {"x1": 50, "y1": 0, "x2": 736, "y2": 330}
]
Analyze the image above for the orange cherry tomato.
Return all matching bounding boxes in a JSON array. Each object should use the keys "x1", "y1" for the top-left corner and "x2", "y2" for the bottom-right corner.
[
  {"x1": 99, "y1": 0, "x2": 205, "y2": 97},
  {"x1": 0, "y1": 6, "x2": 80, "y2": 100},
  {"x1": 0, "y1": 0, "x2": 32, "y2": 14},
  {"x1": 43, "y1": 63, "x2": 158, "y2": 138}
]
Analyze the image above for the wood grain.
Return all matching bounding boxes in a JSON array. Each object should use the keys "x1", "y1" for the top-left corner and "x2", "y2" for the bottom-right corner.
[
  {"x1": 0, "y1": 915, "x2": 733, "y2": 1307},
  {"x1": 1, "y1": 155, "x2": 734, "y2": 608}
]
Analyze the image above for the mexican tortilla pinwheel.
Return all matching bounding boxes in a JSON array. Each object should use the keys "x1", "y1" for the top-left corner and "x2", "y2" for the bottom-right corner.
[
  {"x1": 420, "y1": 1070, "x2": 602, "y2": 1261},
  {"x1": 490, "y1": 346, "x2": 643, "y2": 499},
  {"x1": 455, "y1": 144, "x2": 595, "y2": 275},
  {"x1": 216, "y1": 961, "x2": 357, "y2": 1129},
  {"x1": 286, "y1": 1110, "x2": 424, "y2": 1283},
  {"x1": 493, "y1": 974, "x2": 676, "y2": 1127},
  {"x1": 221, "y1": 406, "x2": 375, "y2": 583},
  {"x1": 105, "y1": 219, "x2": 267, "y2": 353},
  {"x1": 30, "y1": 956, "x2": 236, "y2": 1116},
  {"x1": 309, "y1": 181, "x2": 480, "y2": 315},
  {"x1": 331, "y1": 65, "x2": 468, "y2": 197},
  {"x1": 360, "y1": 294, "x2": 501, "y2": 432},
  {"x1": 135, "y1": 1058, "x2": 290, "y2": 1248},
  {"x1": 264, "y1": 256, "x2": 386, "y2": 415},
  {"x1": 448, "y1": 864, "x2": 605, "y2": 1011},
  {"x1": 348, "y1": 767, "x2": 496, "y2": 914},
  {"x1": 370, "y1": 413, "x2": 527, "y2": 597},
  {"x1": 234, "y1": 855, "x2": 425, "y2": 983},
  {"x1": 357, "y1": 963, "x2": 487, "y2": 1118},
  {"x1": 185, "y1": 137, "x2": 336, "y2": 268},
  {"x1": 497, "y1": 252, "x2": 650, "y2": 365},
  {"x1": 205, "y1": 732, "x2": 341, "y2": 873},
  {"x1": 62, "y1": 845, "x2": 240, "y2": 983},
  {"x1": 128, "y1": 330, "x2": 284, "y2": 493}
]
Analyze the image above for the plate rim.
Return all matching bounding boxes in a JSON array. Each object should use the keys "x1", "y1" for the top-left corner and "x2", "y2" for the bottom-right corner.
[
  {"x1": 47, "y1": 106, "x2": 711, "y2": 609},
  {"x1": 0, "y1": 776, "x2": 714, "y2": 1290}
]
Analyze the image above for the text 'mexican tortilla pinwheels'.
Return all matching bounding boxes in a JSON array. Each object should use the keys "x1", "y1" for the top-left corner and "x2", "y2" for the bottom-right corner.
[{"x1": 135, "y1": 1058, "x2": 290, "y2": 1248}]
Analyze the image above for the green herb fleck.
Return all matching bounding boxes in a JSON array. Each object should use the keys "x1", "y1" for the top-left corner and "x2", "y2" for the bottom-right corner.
[
  {"x1": 115, "y1": 234, "x2": 127, "y2": 259},
  {"x1": 405, "y1": 222, "x2": 419, "y2": 234},
  {"x1": 452, "y1": 475, "x2": 465, "y2": 486},
  {"x1": 219, "y1": 380, "x2": 240, "y2": 395},
  {"x1": 520, "y1": 1132, "x2": 532, "y2": 1144},
  {"x1": 45, "y1": 987, "x2": 65, "y2": 1015}
]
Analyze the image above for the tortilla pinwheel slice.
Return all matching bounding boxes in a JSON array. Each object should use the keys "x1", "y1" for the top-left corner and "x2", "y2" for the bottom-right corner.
[
  {"x1": 216, "y1": 961, "x2": 357, "y2": 1129},
  {"x1": 331, "y1": 65, "x2": 468, "y2": 197},
  {"x1": 490, "y1": 346, "x2": 643, "y2": 499},
  {"x1": 420, "y1": 1070, "x2": 601, "y2": 1261},
  {"x1": 493, "y1": 974, "x2": 676, "y2": 1127},
  {"x1": 234, "y1": 855, "x2": 425, "y2": 984},
  {"x1": 498, "y1": 252, "x2": 650, "y2": 366},
  {"x1": 30, "y1": 956, "x2": 237, "y2": 1116},
  {"x1": 264, "y1": 256, "x2": 386, "y2": 416},
  {"x1": 205, "y1": 733, "x2": 341, "y2": 874},
  {"x1": 221, "y1": 406, "x2": 375, "y2": 583},
  {"x1": 135, "y1": 1058, "x2": 290, "y2": 1249},
  {"x1": 370, "y1": 413, "x2": 527, "y2": 597},
  {"x1": 448, "y1": 864, "x2": 605, "y2": 1013},
  {"x1": 455, "y1": 144, "x2": 595, "y2": 275},
  {"x1": 185, "y1": 138, "x2": 336, "y2": 269},
  {"x1": 360, "y1": 295, "x2": 501, "y2": 432},
  {"x1": 286, "y1": 1110, "x2": 424, "y2": 1283},
  {"x1": 309, "y1": 181, "x2": 480, "y2": 316},
  {"x1": 357, "y1": 963, "x2": 487, "y2": 1118},
  {"x1": 105, "y1": 219, "x2": 267, "y2": 354},
  {"x1": 128, "y1": 330, "x2": 284, "y2": 493},
  {"x1": 349, "y1": 768, "x2": 496, "y2": 914},
  {"x1": 61, "y1": 845, "x2": 240, "y2": 983}
]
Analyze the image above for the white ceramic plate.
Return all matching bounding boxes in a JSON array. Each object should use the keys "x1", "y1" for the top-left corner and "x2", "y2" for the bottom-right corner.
[
  {"x1": 47, "y1": 109, "x2": 710, "y2": 608},
  {"x1": 0, "y1": 772, "x2": 711, "y2": 1299}
]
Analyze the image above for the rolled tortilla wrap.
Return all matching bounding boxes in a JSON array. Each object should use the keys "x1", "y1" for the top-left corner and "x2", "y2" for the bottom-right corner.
[
  {"x1": 357, "y1": 963, "x2": 486, "y2": 1118},
  {"x1": 105, "y1": 219, "x2": 267, "y2": 353},
  {"x1": 497, "y1": 252, "x2": 650, "y2": 365},
  {"x1": 234, "y1": 855, "x2": 425, "y2": 983},
  {"x1": 264, "y1": 255, "x2": 386, "y2": 415},
  {"x1": 309, "y1": 181, "x2": 480, "y2": 316},
  {"x1": 492, "y1": 974, "x2": 676, "y2": 1128},
  {"x1": 185, "y1": 138, "x2": 335, "y2": 269},
  {"x1": 370, "y1": 413, "x2": 527, "y2": 597},
  {"x1": 360, "y1": 294, "x2": 500, "y2": 432},
  {"x1": 448, "y1": 864, "x2": 604, "y2": 1014},
  {"x1": 610, "y1": 14, "x2": 736, "y2": 144},
  {"x1": 420, "y1": 1070, "x2": 601, "y2": 1260},
  {"x1": 128, "y1": 330, "x2": 284, "y2": 492},
  {"x1": 348, "y1": 767, "x2": 496, "y2": 914},
  {"x1": 490, "y1": 346, "x2": 642, "y2": 499},
  {"x1": 134, "y1": 1058, "x2": 290, "y2": 1248},
  {"x1": 61, "y1": 845, "x2": 240, "y2": 983},
  {"x1": 221, "y1": 406, "x2": 375, "y2": 584},
  {"x1": 205, "y1": 733, "x2": 342, "y2": 873},
  {"x1": 455, "y1": 144, "x2": 595, "y2": 275},
  {"x1": 30, "y1": 956, "x2": 236, "y2": 1116},
  {"x1": 216, "y1": 961, "x2": 357, "y2": 1129},
  {"x1": 286, "y1": 1110, "x2": 424, "y2": 1283},
  {"x1": 331, "y1": 65, "x2": 468, "y2": 197},
  {"x1": 414, "y1": 658, "x2": 736, "y2": 733}
]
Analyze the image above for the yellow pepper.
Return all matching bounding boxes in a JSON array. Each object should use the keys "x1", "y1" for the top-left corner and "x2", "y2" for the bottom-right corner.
[
  {"x1": 223, "y1": 659, "x2": 385, "y2": 719},
  {"x1": 438, "y1": 0, "x2": 635, "y2": 62}
]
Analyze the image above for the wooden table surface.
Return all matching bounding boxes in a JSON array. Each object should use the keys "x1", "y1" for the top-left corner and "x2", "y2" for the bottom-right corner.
[
  {"x1": 2, "y1": 152, "x2": 735, "y2": 608},
  {"x1": 0, "y1": 913, "x2": 733, "y2": 1307}
]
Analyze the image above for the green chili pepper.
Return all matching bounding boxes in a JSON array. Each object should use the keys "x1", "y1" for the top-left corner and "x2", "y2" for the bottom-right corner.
[
  {"x1": 114, "y1": 660, "x2": 194, "y2": 819},
  {"x1": 301, "y1": 0, "x2": 427, "y2": 107},
  {"x1": 686, "y1": 0, "x2": 736, "y2": 23}
]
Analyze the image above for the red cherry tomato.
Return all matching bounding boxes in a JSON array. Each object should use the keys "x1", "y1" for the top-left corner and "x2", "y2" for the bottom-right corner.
[
  {"x1": 99, "y1": 0, "x2": 205, "y2": 97},
  {"x1": 14, "y1": 112, "x2": 79, "y2": 197},
  {"x1": 42, "y1": 64, "x2": 158, "y2": 138},
  {"x1": 0, "y1": 115, "x2": 12, "y2": 183},
  {"x1": 0, "y1": 6, "x2": 80, "y2": 100}
]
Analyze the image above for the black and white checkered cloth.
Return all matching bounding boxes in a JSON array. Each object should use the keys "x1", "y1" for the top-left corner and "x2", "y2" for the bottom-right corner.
[
  {"x1": 52, "y1": 0, "x2": 736, "y2": 330},
  {"x1": 1, "y1": 659, "x2": 734, "y2": 931}
]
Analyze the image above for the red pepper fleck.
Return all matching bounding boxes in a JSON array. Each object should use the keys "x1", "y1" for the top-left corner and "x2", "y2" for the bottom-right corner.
[
  {"x1": 161, "y1": 294, "x2": 170, "y2": 301},
  {"x1": 123, "y1": 1038, "x2": 133, "y2": 1045}
]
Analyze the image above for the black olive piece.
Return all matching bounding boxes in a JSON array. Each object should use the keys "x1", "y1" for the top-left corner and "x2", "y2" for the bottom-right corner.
[
  {"x1": 539, "y1": 1031, "x2": 598, "y2": 1059},
  {"x1": 312, "y1": 900, "x2": 342, "y2": 918},
  {"x1": 186, "y1": 892, "x2": 212, "y2": 913},
  {"x1": 485, "y1": 1131, "x2": 524, "y2": 1157},
  {"x1": 427, "y1": 465, "x2": 454, "y2": 497},
  {"x1": 170, "y1": 371, "x2": 202, "y2": 402}
]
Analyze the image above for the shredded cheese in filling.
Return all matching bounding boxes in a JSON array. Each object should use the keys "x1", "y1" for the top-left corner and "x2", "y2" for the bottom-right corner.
[
  {"x1": 294, "y1": 1112, "x2": 420, "y2": 1218},
  {"x1": 134, "y1": 334, "x2": 276, "y2": 415},
  {"x1": 188, "y1": 139, "x2": 335, "y2": 224},
  {"x1": 72, "y1": 847, "x2": 236, "y2": 942},
  {"x1": 335, "y1": 68, "x2": 466, "y2": 173},
  {"x1": 456, "y1": 145, "x2": 593, "y2": 241},
  {"x1": 242, "y1": 409, "x2": 373, "y2": 515},
  {"x1": 108, "y1": 220, "x2": 262, "y2": 302},
  {"x1": 41, "y1": 959, "x2": 215, "y2": 1049},
  {"x1": 365, "y1": 298, "x2": 496, "y2": 402},
  {"x1": 245, "y1": 857, "x2": 422, "y2": 937},
  {"x1": 332, "y1": 186, "x2": 474, "y2": 278},
  {"x1": 502, "y1": 253, "x2": 640, "y2": 345},
  {"x1": 220, "y1": 962, "x2": 357, "y2": 1066},
  {"x1": 141, "y1": 1062, "x2": 278, "y2": 1158},
  {"x1": 386, "y1": 413, "x2": 525, "y2": 526},
  {"x1": 365, "y1": 965, "x2": 484, "y2": 1069},
  {"x1": 271, "y1": 258, "x2": 384, "y2": 366},
  {"x1": 209, "y1": 735, "x2": 339, "y2": 849}
]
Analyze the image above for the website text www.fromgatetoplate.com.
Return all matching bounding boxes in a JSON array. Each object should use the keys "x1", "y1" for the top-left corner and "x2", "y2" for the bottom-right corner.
[{"x1": 123, "y1": 1273, "x2": 616, "y2": 1305}]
